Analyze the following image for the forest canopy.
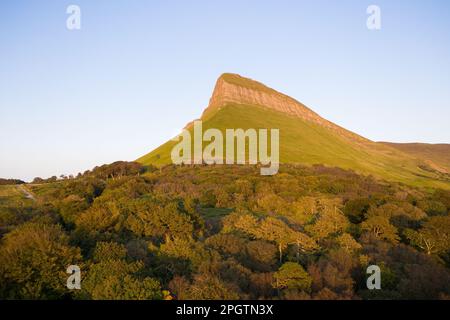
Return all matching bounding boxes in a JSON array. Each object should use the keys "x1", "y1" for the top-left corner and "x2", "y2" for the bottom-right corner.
[{"x1": 0, "y1": 162, "x2": 449, "y2": 300}]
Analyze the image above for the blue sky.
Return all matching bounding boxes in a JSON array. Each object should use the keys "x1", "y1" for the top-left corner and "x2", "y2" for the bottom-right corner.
[{"x1": 1, "y1": 0, "x2": 450, "y2": 181}]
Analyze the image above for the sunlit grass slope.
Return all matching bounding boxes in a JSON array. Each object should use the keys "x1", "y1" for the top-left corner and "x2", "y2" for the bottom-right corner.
[
  {"x1": 381, "y1": 142, "x2": 450, "y2": 173},
  {"x1": 138, "y1": 103, "x2": 449, "y2": 189}
]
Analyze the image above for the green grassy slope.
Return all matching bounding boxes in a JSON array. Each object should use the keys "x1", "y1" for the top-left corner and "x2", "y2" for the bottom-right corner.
[
  {"x1": 0, "y1": 185, "x2": 35, "y2": 208},
  {"x1": 380, "y1": 142, "x2": 450, "y2": 173},
  {"x1": 0, "y1": 185, "x2": 23, "y2": 201},
  {"x1": 138, "y1": 103, "x2": 449, "y2": 189}
]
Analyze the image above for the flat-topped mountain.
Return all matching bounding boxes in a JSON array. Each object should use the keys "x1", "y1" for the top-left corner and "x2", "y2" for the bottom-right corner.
[
  {"x1": 203, "y1": 73, "x2": 367, "y2": 143},
  {"x1": 206, "y1": 73, "x2": 329, "y2": 124},
  {"x1": 138, "y1": 73, "x2": 450, "y2": 189}
]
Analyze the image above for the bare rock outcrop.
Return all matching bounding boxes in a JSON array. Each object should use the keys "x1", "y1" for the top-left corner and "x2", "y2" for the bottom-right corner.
[{"x1": 202, "y1": 73, "x2": 368, "y2": 143}]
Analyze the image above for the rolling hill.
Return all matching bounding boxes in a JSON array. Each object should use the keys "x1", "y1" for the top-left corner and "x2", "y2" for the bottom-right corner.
[
  {"x1": 380, "y1": 142, "x2": 450, "y2": 174},
  {"x1": 138, "y1": 73, "x2": 450, "y2": 189}
]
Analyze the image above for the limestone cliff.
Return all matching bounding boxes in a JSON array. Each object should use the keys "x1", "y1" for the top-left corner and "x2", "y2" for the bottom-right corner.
[{"x1": 201, "y1": 73, "x2": 368, "y2": 143}]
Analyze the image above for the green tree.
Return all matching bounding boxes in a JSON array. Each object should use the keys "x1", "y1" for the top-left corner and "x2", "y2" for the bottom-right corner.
[
  {"x1": 81, "y1": 260, "x2": 161, "y2": 300},
  {"x1": 244, "y1": 240, "x2": 278, "y2": 271},
  {"x1": 305, "y1": 206, "x2": 348, "y2": 240},
  {"x1": 186, "y1": 274, "x2": 240, "y2": 300},
  {"x1": 158, "y1": 237, "x2": 220, "y2": 276},
  {"x1": 361, "y1": 216, "x2": 399, "y2": 243},
  {"x1": 125, "y1": 200, "x2": 194, "y2": 240},
  {"x1": 343, "y1": 198, "x2": 372, "y2": 223},
  {"x1": 223, "y1": 213, "x2": 317, "y2": 263},
  {"x1": 405, "y1": 216, "x2": 450, "y2": 255},
  {"x1": 336, "y1": 233, "x2": 361, "y2": 252},
  {"x1": 273, "y1": 262, "x2": 312, "y2": 292},
  {"x1": 0, "y1": 222, "x2": 82, "y2": 299},
  {"x1": 81, "y1": 242, "x2": 161, "y2": 300}
]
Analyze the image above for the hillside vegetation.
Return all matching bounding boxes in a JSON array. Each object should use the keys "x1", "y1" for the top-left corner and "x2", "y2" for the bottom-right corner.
[
  {"x1": 138, "y1": 103, "x2": 450, "y2": 189},
  {"x1": 1, "y1": 162, "x2": 449, "y2": 300},
  {"x1": 138, "y1": 74, "x2": 449, "y2": 189}
]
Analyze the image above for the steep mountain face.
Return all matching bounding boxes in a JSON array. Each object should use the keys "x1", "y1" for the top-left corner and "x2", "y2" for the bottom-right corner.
[
  {"x1": 138, "y1": 73, "x2": 450, "y2": 189},
  {"x1": 203, "y1": 74, "x2": 367, "y2": 143}
]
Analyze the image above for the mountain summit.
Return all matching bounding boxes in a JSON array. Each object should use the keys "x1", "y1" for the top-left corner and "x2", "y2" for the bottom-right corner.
[
  {"x1": 138, "y1": 73, "x2": 449, "y2": 189},
  {"x1": 206, "y1": 73, "x2": 320, "y2": 119},
  {"x1": 203, "y1": 74, "x2": 366, "y2": 143}
]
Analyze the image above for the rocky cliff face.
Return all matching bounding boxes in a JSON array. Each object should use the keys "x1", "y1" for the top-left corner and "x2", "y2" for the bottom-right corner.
[{"x1": 202, "y1": 73, "x2": 368, "y2": 143}]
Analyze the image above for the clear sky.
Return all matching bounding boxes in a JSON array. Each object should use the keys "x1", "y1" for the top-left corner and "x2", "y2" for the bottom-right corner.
[{"x1": 1, "y1": 0, "x2": 450, "y2": 181}]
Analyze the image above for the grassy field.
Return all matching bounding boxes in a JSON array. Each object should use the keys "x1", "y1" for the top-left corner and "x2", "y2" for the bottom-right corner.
[
  {"x1": 0, "y1": 185, "x2": 35, "y2": 207},
  {"x1": 0, "y1": 185, "x2": 22, "y2": 199},
  {"x1": 381, "y1": 142, "x2": 450, "y2": 173}
]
